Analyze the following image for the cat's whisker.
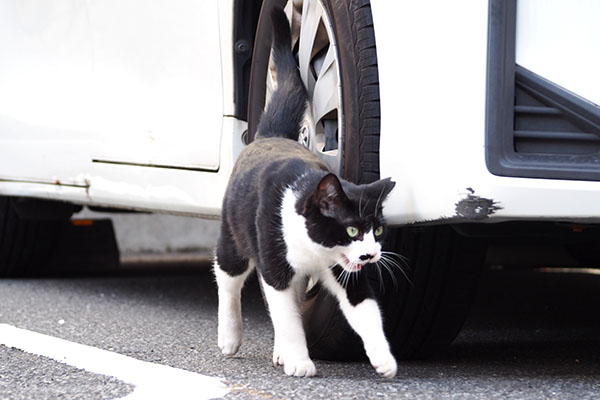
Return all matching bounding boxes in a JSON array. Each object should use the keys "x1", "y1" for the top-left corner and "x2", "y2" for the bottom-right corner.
[
  {"x1": 380, "y1": 254, "x2": 404, "y2": 270},
  {"x1": 375, "y1": 261, "x2": 385, "y2": 294},
  {"x1": 379, "y1": 254, "x2": 413, "y2": 287},
  {"x1": 343, "y1": 268, "x2": 351, "y2": 289},
  {"x1": 331, "y1": 264, "x2": 346, "y2": 288},
  {"x1": 381, "y1": 251, "x2": 411, "y2": 271},
  {"x1": 332, "y1": 263, "x2": 352, "y2": 289},
  {"x1": 328, "y1": 263, "x2": 344, "y2": 287},
  {"x1": 381, "y1": 255, "x2": 411, "y2": 279},
  {"x1": 381, "y1": 250, "x2": 409, "y2": 261},
  {"x1": 376, "y1": 258, "x2": 398, "y2": 289}
]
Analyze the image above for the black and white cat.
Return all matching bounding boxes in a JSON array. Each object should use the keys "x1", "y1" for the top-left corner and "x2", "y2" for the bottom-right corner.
[{"x1": 214, "y1": 6, "x2": 397, "y2": 378}]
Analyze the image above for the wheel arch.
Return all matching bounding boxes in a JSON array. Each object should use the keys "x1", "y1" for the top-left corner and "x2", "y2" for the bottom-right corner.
[{"x1": 232, "y1": 0, "x2": 264, "y2": 122}]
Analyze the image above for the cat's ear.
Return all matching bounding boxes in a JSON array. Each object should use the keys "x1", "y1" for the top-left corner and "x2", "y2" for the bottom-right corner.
[
  {"x1": 315, "y1": 173, "x2": 348, "y2": 218},
  {"x1": 367, "y1": 177, "x2": 396, "y2": 207}
]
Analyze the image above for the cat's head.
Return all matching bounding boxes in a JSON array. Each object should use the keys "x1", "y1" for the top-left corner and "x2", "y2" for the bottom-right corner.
[{"x1": 302, "y1": 173, "x2": 396, "y2": 272}]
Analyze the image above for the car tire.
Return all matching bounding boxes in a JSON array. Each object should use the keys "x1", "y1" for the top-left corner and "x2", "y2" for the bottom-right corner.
[
  {"x1": 247, "y1": 0, "x2": 486, "y2": 360},
  {"x1": 0, "y1": 197, "x2": 72, "y2": 277},
  {"x1": 248, "y1": 0, "x2": 380, "y2": 183},
  {"x1": 378, "y1": 226, "x2": 486, "y2": 359},
  {"x1": 303, "y1": 226, "x2": 486, "y2": 361}
]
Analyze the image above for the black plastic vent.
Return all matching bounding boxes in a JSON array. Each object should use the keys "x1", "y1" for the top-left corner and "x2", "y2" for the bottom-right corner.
[
  {"x1": 514, "y1": 66, "x2": 600, "y2": 156},
  {"x1": 486, "y1": 0, "x2": 600, "y2": 181}
]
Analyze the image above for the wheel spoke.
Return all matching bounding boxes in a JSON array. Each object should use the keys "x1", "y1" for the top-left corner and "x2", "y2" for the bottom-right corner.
[
  {"x1": 286, "y1": 0, "x2": 303, "y2": 48},
  {"x1": 317, "y1": 149, "x2": 340, "y2": 171},
  {"x1": 298, "y1": 0, "x2": 322, "y2": 95},
  {"x1": 316, "y1": 43, "x2": 336, "y2": 81},
  {"x1": 311, "y1": 55, "x2": 339, "y2": 123},
  {"x1": 270, "y1": 0, "x2": 343, "y2": 174}
]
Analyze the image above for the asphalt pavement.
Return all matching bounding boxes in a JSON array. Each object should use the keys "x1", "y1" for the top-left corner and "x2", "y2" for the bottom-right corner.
[{"x1": 1, "y1": 264, "x2": 600, "y2": 399}]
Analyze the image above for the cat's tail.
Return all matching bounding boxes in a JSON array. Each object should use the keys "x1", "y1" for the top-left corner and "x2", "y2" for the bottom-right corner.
[{"x1": 255, "y1": 6, "x2": 308, "y2": 141}]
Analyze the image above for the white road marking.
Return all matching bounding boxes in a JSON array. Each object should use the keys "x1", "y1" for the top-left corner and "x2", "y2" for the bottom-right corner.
[{"x1": 0, "y1": 324, "x2": 229, "y2": 400}]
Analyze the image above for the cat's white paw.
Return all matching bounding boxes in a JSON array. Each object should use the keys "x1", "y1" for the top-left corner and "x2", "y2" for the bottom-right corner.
[
  {"x1": 218, "y1": 338, "x2": 241, "y2": 356},
  {"x1": 283, "y1": 358, "x2": 317, "y2": 377},
  {"x1": 218, "y1": 330, "x2": 242, "y2": 356},
  {"x1": 273, "y1": 348, "x2": 316, "y2": 377},
  {"x1": 368, "y1": 348, "x2": 397, "y2": 379},
  {"x1": 373, "y1": 356, "x2": 397, "y2": 379}
]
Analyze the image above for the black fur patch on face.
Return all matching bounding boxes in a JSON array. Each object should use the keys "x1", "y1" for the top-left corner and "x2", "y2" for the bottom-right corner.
[{"x1": 299, "y1": 175, "x2": 396, "y2": 248}]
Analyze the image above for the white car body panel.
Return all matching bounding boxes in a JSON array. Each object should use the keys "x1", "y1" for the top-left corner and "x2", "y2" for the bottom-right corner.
[
  {"x1": 1, "y1": 0, "x2": 599, "y2": 225},
  {"x1": 0, "y1": 0, "x2": 241, "y2": 217},
  {"x1": 0, "y1": 0, "x2": 223, "y2": 171},
  {"x1": 371, "y1": 0, "x2": 489, "y2": 224},
  {"x1": 371, "y1": 0, "x2": 600, "y2": 225}
]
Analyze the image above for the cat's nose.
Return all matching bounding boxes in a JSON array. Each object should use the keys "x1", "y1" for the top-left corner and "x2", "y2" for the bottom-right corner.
[{"x1": 359, "y1": 254, "x2": 374, "y2": 262}]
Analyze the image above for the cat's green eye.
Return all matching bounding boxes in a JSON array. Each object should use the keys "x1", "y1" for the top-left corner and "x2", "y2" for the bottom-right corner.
[
  {"x1": 374, "y1": 226, "x2": 384, "y2": 236},
  {"x1": 346, "y1": 226, "x2": 359, "y2": 238}
]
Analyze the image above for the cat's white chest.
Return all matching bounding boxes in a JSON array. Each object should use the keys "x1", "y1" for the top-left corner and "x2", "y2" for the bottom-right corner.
[{"x1": 280, "y1": 188, "x2": 334, "y2": 273}]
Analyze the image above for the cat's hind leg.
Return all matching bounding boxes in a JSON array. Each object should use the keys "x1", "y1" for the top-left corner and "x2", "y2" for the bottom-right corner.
[{"x1": 214, "y1": 236, "x2": 254, "y2": 356}]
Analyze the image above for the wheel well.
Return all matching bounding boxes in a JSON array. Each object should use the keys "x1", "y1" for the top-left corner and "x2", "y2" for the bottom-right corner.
[
  {"x1": 232, "y1": 0, "x2": 264, "y2": 121},
  {"x1": 10, "y1": 197, "x2": 81, "y2": 220}
]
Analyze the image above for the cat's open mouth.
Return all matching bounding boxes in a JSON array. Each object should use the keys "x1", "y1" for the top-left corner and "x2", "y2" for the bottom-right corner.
[{"x1": 341, "y1": 255, "x2": 364, "y2": 272}]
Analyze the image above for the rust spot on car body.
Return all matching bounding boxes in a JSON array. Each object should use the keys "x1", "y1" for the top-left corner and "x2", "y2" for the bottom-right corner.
[{"x1": 455, "y1": 188, "x2": 502, "y2": 220}]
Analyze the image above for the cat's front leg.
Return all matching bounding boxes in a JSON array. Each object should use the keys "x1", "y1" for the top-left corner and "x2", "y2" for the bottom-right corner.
[
  {"x1": 349, "y1": 299, "x2": 397, "y2": 379},
  {"x1": 320, "y1": 270, "x2": 397, "y2": 378},
  {"x1": 261, "y1": 276, "x2": 317, "y2": 377}
]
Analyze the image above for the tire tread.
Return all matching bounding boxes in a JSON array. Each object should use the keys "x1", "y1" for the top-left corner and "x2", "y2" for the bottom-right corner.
[
  {"x1": 348, "y1": 0, "x2": 381, "y2": 184},
  {"x1": 0, "y1": 198, "x2": 65, "y2": 277}
]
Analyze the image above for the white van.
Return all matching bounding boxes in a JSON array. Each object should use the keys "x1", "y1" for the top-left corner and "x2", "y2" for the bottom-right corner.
[{"x1": 1, "y1": 0, "x2": 599, "y2": 360}]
